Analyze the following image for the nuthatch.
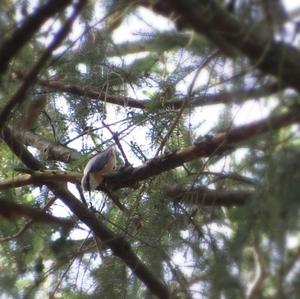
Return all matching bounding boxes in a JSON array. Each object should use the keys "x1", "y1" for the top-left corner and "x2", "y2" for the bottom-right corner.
[{"x1": 81, "y1": 146, "x2": 116, "y2": 193}]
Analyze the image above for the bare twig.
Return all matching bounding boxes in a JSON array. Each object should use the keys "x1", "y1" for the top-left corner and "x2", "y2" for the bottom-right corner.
[
  {"x1": 200, "y1": 171, "x2": 257, "y2": 186},
  {"x1": 35, "y1": 77, "x2": 149, "y2": 108},
  {"x1": 162, "y1": 250, "x2": 193, "y2": 299},
  {"x1": 101, "y1": 185, "x2": 127, "y2": 211},
  {"x1": 102, "y1": 120, "x2": 131, "y2": 166}
]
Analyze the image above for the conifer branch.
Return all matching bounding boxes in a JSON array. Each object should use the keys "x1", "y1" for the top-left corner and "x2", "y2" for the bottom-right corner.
[
  {"x1": 33, "y1": 77, "x2": 282, "y2": 110},
  {"x1": 0, "y1": 0, "x2": 87, "y2": 130},
  {"x1": 106, "y1": 109, "x2": 300, "y2": 189},
  {"x1": 166, "y1": 185, "x2": 252, "y2": 206},
  {"x1": 35, "y1": 77, "x2": 149, "y2": 108},
  {"x1": 13, "y1": 128, "x2": 81, "y2": 163},
  {"x1": 0, "y1": 172, "x2": 254, "y2": 207},
  {"x1": 0, "y1": 198, "x2": 74, "y2": 227},
  {"x1": 0, "y1": 170, "x2": 80, "y2": 191},
  {"x1": 0, "y1": 0, "x2": 72, "y2": 76},
  {"x1": 0, "y1": 196, "x2": 57, "y2": 242},
  {"x1": 3, "y1": 109, "x2": 299, "y2": 201},
  {"x1": 145, "y1": 0, "x2": 300, "y2": 92},
  {"x1": 1, "y1": 126, "x2": 171, "y2": 299}
]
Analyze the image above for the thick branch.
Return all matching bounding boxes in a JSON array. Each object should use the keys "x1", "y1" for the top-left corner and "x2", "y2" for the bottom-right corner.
[
  {"x1": 3, "y1": 109, "x2": 299, "y2": 195},
  {"x1": 35, "y1": 78, "x2": 281, "y2": 110},
  {"x1": 166, "y1": 185, "x2": 252, "y2": 206},
  {"x1": 0, "y1": 0, "x2": 72, "y2": 76},
  {"x1": 147, "y1": 0, "x2": 300, "y2": 92},
  {"x1": 0, "y1": 172, "x2": 252, "y2": 208},
  {"x1": 52, "y1": 184, "x2": 170, "y2": 299},
  {"x1": 4, "y1": 107, "x2": 299, "y2": 200},
  {"x1": 36, "y1": 78, "x2": 149, "y2": 109},
  {"x1": 0, "y1": 175, "x2": 34, "y2": 190},
  {"x1": 105, "y1": 109, "x2": 300, "y2": 189},
  {"x1": 0, "y1": 198, "x2": 74, "y2": 227},
  {"x1": 0, "y1": 171, "x2": 79, "y2": 191},
  {"x1": 13, "y1": 128, "x2": 81, "y2": 163},
  {"x1": 1, "y1": 126, "x2": 44, "y2": 170}
]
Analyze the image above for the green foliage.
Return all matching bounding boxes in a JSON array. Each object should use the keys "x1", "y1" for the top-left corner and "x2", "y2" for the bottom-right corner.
[
  {"x1": 92, "y1": 257, "x2": 128, "y2": 298},
  {"x1": 0, "y1": 0, "x2": 299, "y2": 298}
]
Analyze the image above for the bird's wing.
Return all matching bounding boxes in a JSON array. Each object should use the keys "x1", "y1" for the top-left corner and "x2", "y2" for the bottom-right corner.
[{"x1": 85, "y1": 148, "x2": 112, "y2": 174}]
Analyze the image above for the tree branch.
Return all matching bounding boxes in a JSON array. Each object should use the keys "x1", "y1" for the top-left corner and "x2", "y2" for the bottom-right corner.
[
  {"x1": 0, "y1": 175, "x2": 34, "y2": 190},
  {"x1": 35, "y1": 77, "x2": 150, "y2": 109},
  {"x1": 3, "y1": 109, "x2": 299, "y2": 199},
  {"x1": 1, "y1": 126, "x2": 171, "y2": 299},
  {"x1": 146, "y1": 0, "x2": 300, "y2": 92},
  {"x1": 0, "y1": 0, "x2": 86, "y2": 130},
  {"x1": 52, "y1": 184, "x2": 170, "y2": 298},
  {"x1": 170, "y1": 83, "x2": 282, "y2": 108},
  {"x1": 0, "y1": 198, "x2": 74, "y2": 227},
  {"x1": 34, "y1": 77, "x2": 282, "y2": 110},
  {"x1": 0, "y1": 0, "x2": 72, "y2": 76},
  {"x1": 200, "y1": 171, "x2": 257, "y2": 186},
  {"x1": 166, "y1": 185, "x2": 252, "y2": 206},
  {"x1": 13, "y1": 128, "x2": 81, "y2": 163},
  {"x1": 1, "y1": 126, "x2": 44, "y2": 170},
  {"x1": 105, "y1": 109, "x2": 300, "y2": 189},
  {"x1": 0, "y1": 172, "x2": 253, "y2": 207},
  {"x1": 0, "y1": 170, "x2": 80, "y2": 191}
]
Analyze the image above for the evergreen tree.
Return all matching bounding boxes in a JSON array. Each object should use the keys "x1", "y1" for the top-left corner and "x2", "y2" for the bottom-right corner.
[{"x1": 0, "y1": 0, "x2": 299, "y2": 298}]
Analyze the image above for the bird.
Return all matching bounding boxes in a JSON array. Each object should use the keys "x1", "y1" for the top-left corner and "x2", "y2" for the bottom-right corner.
[{"x1": 81, "y1": 146, "x2": 116, "y2": 194}]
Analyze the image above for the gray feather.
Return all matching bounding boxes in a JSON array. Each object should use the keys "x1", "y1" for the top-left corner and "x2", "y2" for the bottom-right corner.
[
  {"x1": 83, "y1": 148, "x2": 112, "y2": 174},
  {"x1": 81, "y1": 147, "x2": 114, "y2": 193}
]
